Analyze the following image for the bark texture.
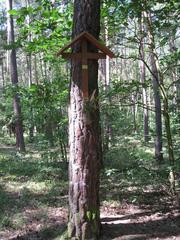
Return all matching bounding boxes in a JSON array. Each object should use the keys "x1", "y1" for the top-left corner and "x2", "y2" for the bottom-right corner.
[
  {"x1": 7, "y1": 0, "x2": 25, "y2": 152},
  {"x1": 68, "y1": 0, "x2": 101, "y2": 239}
]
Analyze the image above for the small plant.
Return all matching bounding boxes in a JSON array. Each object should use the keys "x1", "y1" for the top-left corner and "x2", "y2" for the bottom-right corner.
[{"x1": 1, "y1": 216, "x2": 13, "y2": 228}]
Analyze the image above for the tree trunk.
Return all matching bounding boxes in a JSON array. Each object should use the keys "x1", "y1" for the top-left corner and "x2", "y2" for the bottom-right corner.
[
  {"x1": 1, "y1": 60, "x2": 5, "y2": 88},
  {"x1": 169, "y1": 36, "x2": 179, "y2": 111},
  {"x1": 34, "y1": 54, "x2": 39, "y2": 85},
  {"x1": 26, "y1": 54, "x2": 32, "y2": 86},
  {"x1": 144, "y1": 10, "x2": 163, "y2": 162},
  {"x1": 45, "y1": 115, "x2": 54, "y2": 147},
  {"x1": 144, "y1": 6, "x2": 175, "y2": 165},
  {"x1": 139, "y1": 14, "x2": 149, "y2": 142},
  {"x1": 150, "y1": 54, "x2": 163, "y2": 162},
  {"x1": 25, "y1": 0, "x2": 35, "y2": 142},
  {"x1": 131, "y1": 93, "x2": 137, "y2": 133},
  {"x1": 104, "y1": 19, "x2": 112, "y2": 149},
  {"x1": 39, "y1": 52, "x2": 44, "y2": 81},
  {"x1": 102, "y1": 17, "x2": 112, "y2": 152},
  {"x1": 7, "y1": 0, "x2": 25, "y2": 152},
  {"x1": 163, "y1": 98, "x2": 175, "y2": 165},
  {"x1": 68, "y1": 0, "x2": 102, "y2": 239}
]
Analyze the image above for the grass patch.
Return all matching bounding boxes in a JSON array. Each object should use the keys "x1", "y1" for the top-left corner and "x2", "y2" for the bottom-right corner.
[
  {"x1": 1, "y1": 133, "x2": 178, "y2": 239},
  {"x1": 0, "y1": 140, "x2": 68, "y2": 236}
]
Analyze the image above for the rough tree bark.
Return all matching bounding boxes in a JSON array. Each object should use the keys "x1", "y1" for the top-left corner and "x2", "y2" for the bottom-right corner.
[
  {"x1": 7, "y1": 0, "x2": 25, "y2": 152},
  {"x1": 68, "y1": 0, "x2": 102, "y2": 239}
]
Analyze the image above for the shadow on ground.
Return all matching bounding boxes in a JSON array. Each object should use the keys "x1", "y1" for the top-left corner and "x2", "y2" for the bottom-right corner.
[
  {"x1": 101, "y1": 212, "x2": 180, "y2": 240},
  {"x1": 0, "y1": 142, "x2": 179, "y2": 240},
  {"x1": 2, "y1": 223, "x2": 66, "y2": 240}
]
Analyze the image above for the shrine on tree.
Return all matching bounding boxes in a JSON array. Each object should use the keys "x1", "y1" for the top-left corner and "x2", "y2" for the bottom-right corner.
[{"x1": 57, "y1": 31, "x2": 115, "y2": 99}]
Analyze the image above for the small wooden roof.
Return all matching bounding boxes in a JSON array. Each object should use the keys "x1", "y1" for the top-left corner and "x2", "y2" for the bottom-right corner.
[{"x1": 57, "y1": 31, "x2": 115, "y2": 58}]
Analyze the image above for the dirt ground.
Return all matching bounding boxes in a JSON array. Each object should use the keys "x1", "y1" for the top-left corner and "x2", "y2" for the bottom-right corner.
[
  {"x1": 0, "y1": 189, "x2": 180, "y2": 240},
  {"x1": 101, "y1": 202, "x2": 180, "y2": 239},
  {"x1": 0, "y1": 143, "x2": 180, "y2": 240}
]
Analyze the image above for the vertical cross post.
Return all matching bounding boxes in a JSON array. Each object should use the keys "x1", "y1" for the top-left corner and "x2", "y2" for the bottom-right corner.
[
  {"x1": 81, "y1": 40, "x2": 88, "y2": 99},
  {"x1": 57, "y1": 32, "x2": 115, "y2": 100}
]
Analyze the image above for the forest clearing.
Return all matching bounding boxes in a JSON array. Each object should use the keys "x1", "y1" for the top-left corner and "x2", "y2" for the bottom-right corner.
[{"x1": 0, "y1": 0, "x2": 180, "y2": 239}]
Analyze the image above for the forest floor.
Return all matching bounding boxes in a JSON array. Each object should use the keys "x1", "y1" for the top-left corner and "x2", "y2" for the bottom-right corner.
[{"x1": 0, "y1": 135, "x2": 180, "y2": 240}]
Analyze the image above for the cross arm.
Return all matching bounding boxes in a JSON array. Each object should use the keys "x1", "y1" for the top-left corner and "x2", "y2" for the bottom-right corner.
[{"x1": 61, "y1": 52, "x2": 107, "y2": 59}]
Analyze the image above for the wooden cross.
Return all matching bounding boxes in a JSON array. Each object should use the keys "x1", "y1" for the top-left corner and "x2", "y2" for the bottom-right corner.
[{"x1": 57, "y1": 31, "x2": 115, "y2": 99}]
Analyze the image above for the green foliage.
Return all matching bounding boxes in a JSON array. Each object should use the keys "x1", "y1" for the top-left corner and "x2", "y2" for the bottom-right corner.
[
  {"x1": 0, "y1": 0, "x2": 179, "y2": 237},
  {"x1": 14, "y1": 0, "x2": 73, "y2": 60},
  {"x1": 0, "y1": 215, "x2": 13, "y2": 228},
  {"x1": 1, "y1": 76, "x2": 69, "y2": 146},
  {"x1": 0, "y1": 141, "x2": 68, "y2": 231}
]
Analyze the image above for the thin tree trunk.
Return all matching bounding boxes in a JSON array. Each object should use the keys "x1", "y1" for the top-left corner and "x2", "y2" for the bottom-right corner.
[
  {"x1": 34, "y1": 54, "x2": 39, "y2": 85},
  {"x1": 1, "y1": 60, "x2": 5, "y2": 88},
  {"x1": 45, "y1": 117, "x2": 54, "y2": 147},
  {"x1": 151, "y1": 53, "x2": 163, "y2": 162},
  {"x1": 103, "y1": 17, "x2": 112, "y2": 151},
  {"x1": 68, "y1": 0, "x2": 101, "y2": 239},
  {"x1": 144, "y1": 10, "x2": 163, "y2": 163},
  {"x1": 7, "y1": 0, "x2": 25, "y2": 152},
  {"x1": 26, "y1": 54, "x2": 32, "y2": 86},
  {"x1": 139, "y1": 13, "x2": 149, "y2": 142},
  {"x1": 63, "y1": 141, "x2": 68, "y2": 163},
  {"x1": 6, "y1": 43, "x2": 10, "y2": 83},
  {"x1": 60, "y1": 140, "x2": 65, "y2": 161},
  {"x1": 25, "y1": 0, "x2": 35, "y2": 142},
  {"x1": 105, "y1": 20, "x2": 113, "y2": 148},
  {"x1": 131, "y1": 93, "x2": 137, "y2": 133},
  {"x1": 169, "y1": 36, "x2": 179, "y2": 111},
  {"x1": 43, "y1": 53, "x2": 48, "y2": 80},
  {"x1": 39, "y1": 52, "x2": 44, "y2": 81},
  {"x1": 144, "y1": 6, "x2": 174, "y2": 165}
]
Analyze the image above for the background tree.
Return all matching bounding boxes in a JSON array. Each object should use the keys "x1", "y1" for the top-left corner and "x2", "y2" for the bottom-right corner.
[
  {"x1": 0, "y1": 0, "x2": 180, "y2": 239},
  {"x1": 7, "y1": 0, "x2": 25, "y2": 152}
]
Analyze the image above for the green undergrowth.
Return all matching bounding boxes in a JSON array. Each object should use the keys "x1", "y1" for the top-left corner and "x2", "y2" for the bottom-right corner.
[
  {"x1": 0, "y1": 133, "x2": 179, "y2": 239},
  {"x1": 0, "y1": 137, "x2": 68, "y2": 235},
  {"x1": 101, "y1": 135, "x2": 176, "y2": 207}
]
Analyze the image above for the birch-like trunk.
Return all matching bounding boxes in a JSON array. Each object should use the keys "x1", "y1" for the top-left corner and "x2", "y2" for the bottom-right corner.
[
  {"x1": 144, "y1": 6, "x2": 174, "y2": 165},
  {"x1": 144, "y1": 10, "x2": 163, "y2": 162}
]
